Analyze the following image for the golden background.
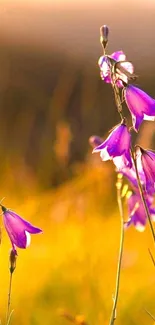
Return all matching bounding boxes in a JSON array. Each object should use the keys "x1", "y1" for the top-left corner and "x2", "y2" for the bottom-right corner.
[{"x1": 0, "y1": 1, "x2": 155, "y2": 324}]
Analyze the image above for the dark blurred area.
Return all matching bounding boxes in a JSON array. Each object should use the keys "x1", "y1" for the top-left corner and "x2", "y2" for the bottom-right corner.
[{"x1": 0, "y1": 0, "x2": 155, "y2": 190}]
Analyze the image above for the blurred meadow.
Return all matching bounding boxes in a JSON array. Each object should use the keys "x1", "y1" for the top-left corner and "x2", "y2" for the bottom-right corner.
[{"x1": 0, "y1": 0, "x2": 155, "y2": 324}]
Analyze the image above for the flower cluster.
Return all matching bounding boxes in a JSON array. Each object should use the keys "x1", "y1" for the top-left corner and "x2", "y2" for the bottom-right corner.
[{"x1": 91, "y1": 25, "x2": 155, "y2": 231}]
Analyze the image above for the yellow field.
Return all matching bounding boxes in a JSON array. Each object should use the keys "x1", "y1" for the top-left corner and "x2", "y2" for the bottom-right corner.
[{"x1": 0, "y1": 164, "x2": 155, "y2": 325}]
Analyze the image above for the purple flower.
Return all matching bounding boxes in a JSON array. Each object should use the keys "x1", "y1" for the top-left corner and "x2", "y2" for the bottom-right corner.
[
  {"x1": 125, "y1": 192, "x2": 155, "y2": 231},
  {"x1": 124, "y1": 85, "x2": 155, "y2": 131},
  {"x1": 93, "y1": 121, "x2": 132, "y2": 170},
  {"x1": 136, "y1": 146, "x2": 155, "y2": 192},
  {"x1": 1, "y1": 205, "x2": 42, "y2": 254},
  {"x1": 89, "y1": 135, "x2": 103, "y2": 149},
  {"x1": 120, "y1": 166, "x2": 145, "y2": 192},
  {"x1": 98, "y1": 51, "x2": 134, "y2": 86}
]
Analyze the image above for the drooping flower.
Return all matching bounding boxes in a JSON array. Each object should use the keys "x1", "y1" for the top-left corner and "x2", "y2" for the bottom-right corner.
[
  {"x1": 135, "y1": 146, "x2": 155, "y2": 192},
  {"x1": 1, "y1": 205, "x2": 42, "y2": 254},
  {"x1": 98, "y1": 50, "x2": 134, "y2": 86},
  {"x1": 125, "y1": 192, "x2": 155, "y2": 232},
  {"x1": 93, "y1": 121, "x2": 132, "y2": 170},
  {"x1": 124, "y1": 85, "x2": 155, "y2": 131}
]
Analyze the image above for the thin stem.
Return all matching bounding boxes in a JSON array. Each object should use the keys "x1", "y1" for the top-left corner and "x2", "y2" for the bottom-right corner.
[
  {"x1": 144, "y1": 308, "x2": 155, "y2": 321},
  {"x1": 148, "y1": 248, "x2": 155, "y2": 267},
  {"x1": 6, "y1": 272, "x2": 13, "y2": 325},
  {"x1": 6, "y1": 310, "x2": 14, "y2": 325},
  {"x1": 131, "y1": 148, "x2": 155, "y2": 243},
  {"x1": 109, "y1": 174, "x2": 124, "y2": 325}
]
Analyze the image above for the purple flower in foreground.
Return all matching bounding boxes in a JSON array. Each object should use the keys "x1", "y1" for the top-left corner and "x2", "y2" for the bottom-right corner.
[
  {"x1": 135, "y1": 146, "x2": 155, "y2": 192},
  {"x1": 93, "y1": 121, "x2": 132, "y2": 170},
  {"x1": 1, "y1": 205, "x2": 42, "y2": 254},
  {"x1": 124, "y1": 85, "x2": 155, "y2": 131},
  {"x1": 125, "y1": 192, "x2": 155, "y2": 231},
  {"x1": 98, "y1": 50, "x2": 134, "y2": 86}
]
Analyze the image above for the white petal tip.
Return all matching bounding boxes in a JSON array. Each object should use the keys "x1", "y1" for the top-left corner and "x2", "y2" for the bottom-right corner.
[
  {"x1": 151, "y1": 214, "x2": 155, "y2": 222},
  {"x1": 25, "y1": 231, "x2": 31, "y2": 248},
  {"x1": 135, "y1": 222, "x2": 145, "y2": 232},
  {"x1": 143, "y1": 114, "x2": 155, "y2": 121}
]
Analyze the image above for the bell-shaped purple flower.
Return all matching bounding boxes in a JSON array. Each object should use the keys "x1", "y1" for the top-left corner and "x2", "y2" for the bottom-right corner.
[
  {"x1": 1, "y1": 205, "x2": 42, "y2": 254},
  {"x1": 124, "y1": 85, "x2": 155, "y2": 131},
  {"x1": 93, "y1": 121, "x2": 132, "y2": 170},
  {"x1": 135, "y1": 146, "x2": 155, "y2": 192},
  {"x1": 98, "y1": 50, "x2": 134, "y2": 86},
  {"x1": 125, "y1": 192, "x2": 155, "y2": 231}
]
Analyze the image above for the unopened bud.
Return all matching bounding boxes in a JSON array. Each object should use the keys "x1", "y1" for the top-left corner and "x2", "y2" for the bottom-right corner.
[
  {"x1": 100, "y1": 25, "x2": 109, "y2": 49},
  {"x1": 9, "y1": 249, "x2": 17, "y2": 274}
]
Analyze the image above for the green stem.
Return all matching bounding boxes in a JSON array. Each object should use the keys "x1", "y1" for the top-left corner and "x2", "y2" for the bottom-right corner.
[
  {"x1": 109, "y1": 174, "x2": 124, "y2": 325},
  {"x1": 131, "y1": 148, "x2": 155, "y2": 243}
]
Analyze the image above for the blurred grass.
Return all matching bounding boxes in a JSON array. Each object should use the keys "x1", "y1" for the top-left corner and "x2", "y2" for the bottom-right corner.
[{"x1": 0, "y1": 163, "x2": 155, "y2": 325}]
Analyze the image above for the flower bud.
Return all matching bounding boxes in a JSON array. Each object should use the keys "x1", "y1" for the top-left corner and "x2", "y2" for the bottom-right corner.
[
  {"x1": 9, "y1": 249, "x2": 17, "y2": 274},
  {"x1": 100, "y1": 25, "x2": 109, "y2": 48},
  {"x1": 89, "y1": 135, "x2": 103, "y2": 149}
]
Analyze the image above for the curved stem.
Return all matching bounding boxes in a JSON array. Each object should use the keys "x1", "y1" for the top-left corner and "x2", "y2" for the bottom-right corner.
[
  {"x1": 131, "y1": 148, "x2": 155, "y2": 243},
  {"x1": 109, "y1": 174, "x2": 124, "y2": 325}
]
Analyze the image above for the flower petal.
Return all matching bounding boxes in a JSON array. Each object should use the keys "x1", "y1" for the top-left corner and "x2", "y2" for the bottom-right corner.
[
  {"x1": 8, "y1": 211, "x2": 42, "y2": 234},
  {"x1": 93, "y1": 123, "x2": 132, "y2": 169},
  {"x1": 125, "y1": 85, "x2": 155, "y2": 131},
  {"x1": 119, "y1": 61, "x2": 134, "y2": 74},
  {"x1": 100, "y1": 147, "x2": 111, "y2": 161},
  {"x1": 110, "y1": 51, "x2": 126, "y2": 62},
  {"x1": 25, "y1": 231, "x2": 31, "y2": 247},
  {"x1": 2, "y1": 208, "x2": 42, "y2": 250},
  {"x1": 135, "y1": 222, "x2": 145, "y2": 232}
]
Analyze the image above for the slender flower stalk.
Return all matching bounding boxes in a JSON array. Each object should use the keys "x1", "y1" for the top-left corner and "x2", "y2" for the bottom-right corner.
[
  {"x1": 6, "y1": 272, "x2": 13, "y2": 325},
  {"x1": 6, "y1": 249, "x2": 16, "y2": 325},
  {"x1": 144, "y1": 308, "x2": 155, "y2": 321},
  {"x1": 6, "y1": 310, "x2": 14, "y2": 325},
  {"x1": 130, "y1": 148, "x2": 155, "y2": 243},
  {"x1": 148, "y1": 248, "x2": 155, "y2": 267},
  {"x1": 109, "y1": 173, "x2": 124, "y2": 325}
]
